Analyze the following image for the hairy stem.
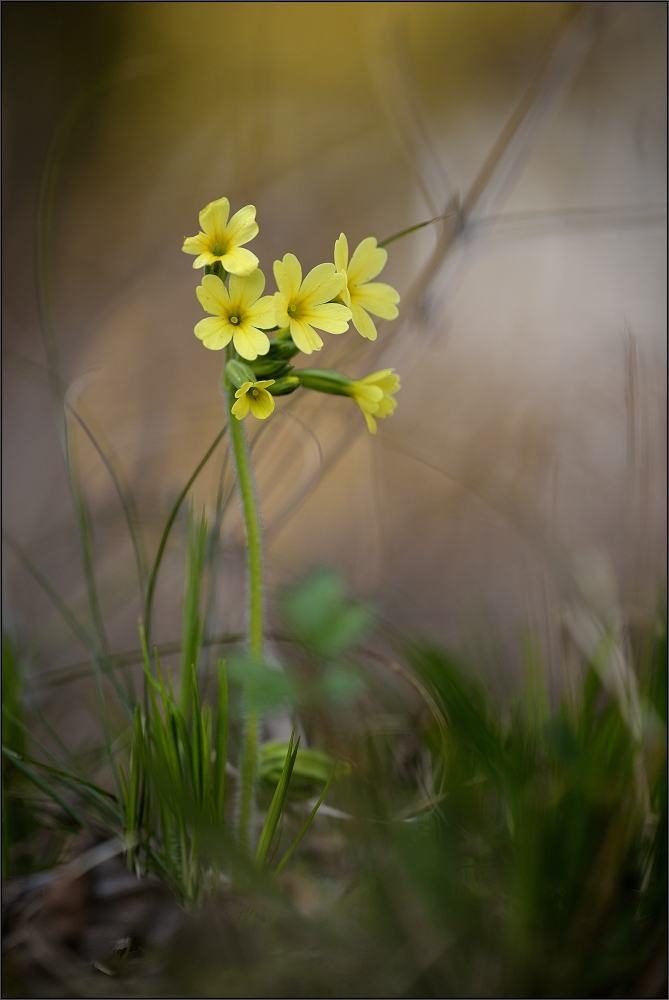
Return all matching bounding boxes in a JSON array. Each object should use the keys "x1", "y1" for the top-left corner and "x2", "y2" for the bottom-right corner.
[{"x1": 224, "y1": 379, "x2": 264, "y2": 855}]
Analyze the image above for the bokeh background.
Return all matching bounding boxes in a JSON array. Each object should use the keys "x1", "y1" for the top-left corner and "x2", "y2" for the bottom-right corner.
[{"x1": 2, "y1": 2, "x2": 666, "y2": 731}]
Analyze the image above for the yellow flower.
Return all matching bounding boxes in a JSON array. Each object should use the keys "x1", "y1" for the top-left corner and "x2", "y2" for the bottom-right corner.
[
  {"x1": 273, "y1": 253, "x2": 351, "y2": 355},
  {"x1": 334, "y1": 234, "x2": 400, "y2": 341},
  {"x1": 194, "y1": 270, "x2": 275, "y2": 361},
  {"x1": 182, "y1": 197, "x2": 259, "y2": 275},
  {"x1": 349, "y1": 369, "x2": 400, "y2": 434},
  {"x1": 231, "y1": 380, "x2": 276, "y2": 420}
]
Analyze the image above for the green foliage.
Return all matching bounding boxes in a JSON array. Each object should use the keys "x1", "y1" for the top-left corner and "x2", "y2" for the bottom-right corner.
[
  {"x1": 179, "y1": 505, "x2": 208, "y2": 713},
  {"x1": 388, "y1": 625, "x2": 668, "y2": 997},
  {"x1": 259, "y1": 741, "x2": 345, "y2": 800},
  {"x1": 120, "y1": 645, "x2": 230, "y2": 904},
  {"x1": 282, "y1": 569, "x2": 374, "y2": 659}
]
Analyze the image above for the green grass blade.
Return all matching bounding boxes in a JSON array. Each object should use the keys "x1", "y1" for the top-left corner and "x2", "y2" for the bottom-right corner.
[
  {"x1": 2, "y1": 530, "x2": 96, "y2": 653},
  {"x1": 67, "y1": 402, "x2": 147, "y2": 605},
  {"x1": 378, "y1": 211, "x2": 457, "y2": 248},
  {"x1": 144, "y1": 426, "x2": 227, "y2": 649},
  {"x1": 180, "y1": 508, "x2": 208, "y2": 714},
  {"x1": 274, "y1": 766, "x2": 336, "y2": 876},
  {"x1": 1, "y1": 749, "x2": 90, "y2": 829},
  {"x1": 255, "y1": 728, "x2": 299, "y2": 870},
  {"x1": 213, "y1": 660, "x2": 229, "y2": 825}
]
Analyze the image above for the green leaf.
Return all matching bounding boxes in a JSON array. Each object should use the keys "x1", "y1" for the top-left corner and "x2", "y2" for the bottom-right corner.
[
  {"x1": 227, "y1": 656, "x2": 295, "y2": 711},
  {"x1": 282, "y1": 570, "x2": 374, "y2": 658},
  {"x1": 255, "y1": 728, "x2": 300, "y2": 869},
  {"x1": 274, "y1": 765, "x2": 336, "y2": 876},
  {"x1": 213, "y1": 660, "x2": 228, "y2": 825}
]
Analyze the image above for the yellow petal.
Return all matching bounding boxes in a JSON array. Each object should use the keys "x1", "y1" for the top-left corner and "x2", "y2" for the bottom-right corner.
[
  {"x1": 248, "y1": 389, "x2": 275, "y2": 420},
  {"x1": 302, "y1": 302, "x2": 351, "y2": 334},
  {"x1": 225, "y1": 205, "x2": 258, "y2": 246},
  {"x1": 274, "y1": 254, "x2": 302, "y2": 301},
  {"x1": 196, "y1": 274, "x2": 230, "y2": 316},
  {"x1": 274, "y1": 292, "x2": 291, "y2": 328},
  {"x1": 253, "y1": 380, "x2": 276, "y2": 389},
  {"x1": 362, "y1": 370, "x2": 400, "y2": 395},
  {"x1": 222, "y1": 247, "x2": 259, "y2": 277},
  {"x1": 199, "y1": 197, "x2": 230, "y2": 236},
  {"x1": 193, "y1": 250, "x2": 217, "y2": 269},
  {"x1": 246, "y1": 294, "x2": 276, "y2": 329},
  {"x1": 289, "y1": 318, "x2": 323, "y2": 354},
  {"x1": 376, "y1": 395, "x2": 397, "y2": 419},
  {"x1": 352, "y1": 282, "x2": 400, "y2": 320},
  {"x1": 233, "y1": 326, "x2": 270, "y2": 361},
  {"x1": 361, "y1": 407, "x2": 378, "y2": 434},
  {"x1": 348, "y1": 237, "x2": 387, "y2": 286},
  {"x1": 350, "y1": 303, "x2": 378, "y2": 341},
  {"x1": 194, "y1": 317, "x2": 232, "y2": 350},
  {"x1": 300, "y1": 263, "x2": 344, "y2": 304},
  {"x1": 334, "y1": 233, "x2": 349, "y2": 273},
  {"x1": 182, "y1": 234, "x2": 209, "y2": 255},
  {"x1": 353, "y1": 384, "x2": 384, "y2": 407},
  {"x1": 235, "y1": 381, "x2": 254, "y2": 398},
  {"x1": 229, "y1": 269, "x2": 265, "y2": 311},
  {"x1": 231, "y1": 394, "x2": 250, "y2": 419}
]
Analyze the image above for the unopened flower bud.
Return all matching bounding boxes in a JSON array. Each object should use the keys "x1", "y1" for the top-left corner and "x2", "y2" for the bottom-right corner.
[
  {"x1": 268, "y1": 376, "x2": 301, "y2": 396},
  {"x1": 225, "y1": 358, "x2": 256, "y2": 389}
]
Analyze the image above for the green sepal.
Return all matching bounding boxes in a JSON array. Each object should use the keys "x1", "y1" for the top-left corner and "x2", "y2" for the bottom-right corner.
[
  {"x1": 268, "y1": 376, "x2": 301, "y2": 396},
  {"x1": 250, "y1": 358, "x2": 292, "y2": 379},
  {"x1": 204, "y1": 261, "x2": 226, "y2": 281},
  {"x1": 225, "y1": 359, "x2": 256, "y2": 389},
  {"x1": 297, "y1": 369, "x2": 353, "y2": 396},
  {"x1": 267, "y1": 336, "x2": 300, "y2": 361}
]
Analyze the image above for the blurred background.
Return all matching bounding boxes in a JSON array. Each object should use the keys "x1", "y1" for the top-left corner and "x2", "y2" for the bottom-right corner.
[{"x1": 2, "y1": 2, "x2": 666, "y2": 728}]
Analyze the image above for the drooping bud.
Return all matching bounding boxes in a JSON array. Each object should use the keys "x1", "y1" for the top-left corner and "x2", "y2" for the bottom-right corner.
[{"x1": 296, "y1": 369, "x2": 353, "y2": 397}]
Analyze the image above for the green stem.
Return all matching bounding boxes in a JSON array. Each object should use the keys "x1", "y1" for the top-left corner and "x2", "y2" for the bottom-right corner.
[{"x1": 223, "y1": 377, "x2": 264, "y2": 855}]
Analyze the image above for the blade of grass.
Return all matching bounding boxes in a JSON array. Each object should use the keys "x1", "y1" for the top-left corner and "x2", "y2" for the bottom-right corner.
[
  {"x1": 213, "y1": 660, "x2": 229, "y2": 826},
  {"x1": 180, "y1": 508, "x2": 208, "y2": 713},
  {"x1": 2, "y1": 749, "x2": 91, "y2": 829},
  {"x1": 2, "y1": 529, "x2": 96, "y2": 653},
  {"x1": 144, "y1": 426, "x2": 227, "y2": 650},
  {"x1": 255, "y1": 727, "x2": 299, "y2": 870},
  {"x1": 1, "y1": 747, "x2": 120, "y2": 822},
  {"x1": 274, "y1": 766, "x2": 336, "y2": 876},
  {"x1": 68, "y1": 401, "x2": 147, "y2": 605}
]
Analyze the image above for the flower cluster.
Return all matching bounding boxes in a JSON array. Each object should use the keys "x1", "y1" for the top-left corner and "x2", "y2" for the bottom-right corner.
[{"x1": 183, "y1": 197, "x2": 401, "y2": 430}]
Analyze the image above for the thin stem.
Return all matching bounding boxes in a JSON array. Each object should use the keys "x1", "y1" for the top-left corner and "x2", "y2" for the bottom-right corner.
[
  {"x1": 223, "y1": 376, "x2": 264, "y2": 855},
  {"x1": 225, "y1": 402, "x2": 264, "y2": 661},
  {"x1": 144, "y1": 426, "x2": 227, "y2": 651}
]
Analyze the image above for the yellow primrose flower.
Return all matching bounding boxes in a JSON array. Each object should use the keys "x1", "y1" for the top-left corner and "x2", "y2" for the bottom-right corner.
[
  {"x1": 195, "y1": 270, "x2": 275, "y2": 361},
  {"x1": 273, "y1": 253, "x2": 351, "y2": 355},
  {"x1": 349, "y1": 369, "x2": 400, "y2": 434},
  {"x1": 182, "y1": 197, "x2": 259, "y2": 275},
  {"x1": 231, "y1": 380, "x2": 276, "y2": 420},
  {"x1": 334, "y1": 234, "x2": 400, "y2": 341}
]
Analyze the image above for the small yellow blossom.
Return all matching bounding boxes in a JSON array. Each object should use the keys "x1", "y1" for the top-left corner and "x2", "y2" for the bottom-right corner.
[
  {"x1": 334, "y1": 234, "x2": 400, "y2": 341},
  {"x1": 273, "y1": 253, "x2": 351, "y2": 355},
  {"x1": 231, "y1": 380, "x2": 276, "y2": 420},
  {"x1": 349, "y1": 369, "x2": 400, "y2": 434},
  {"x1": 195, "y1": 270, "x2": 275, "y2": 361},
  {"x1": 183, "y1": 197, "x2": 259, "y2": 275}
]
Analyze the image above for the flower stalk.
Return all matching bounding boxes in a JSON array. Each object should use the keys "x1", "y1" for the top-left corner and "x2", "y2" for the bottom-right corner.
[{"x1": 222, "y1": 361, "x2": 265, "y2": 854}]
